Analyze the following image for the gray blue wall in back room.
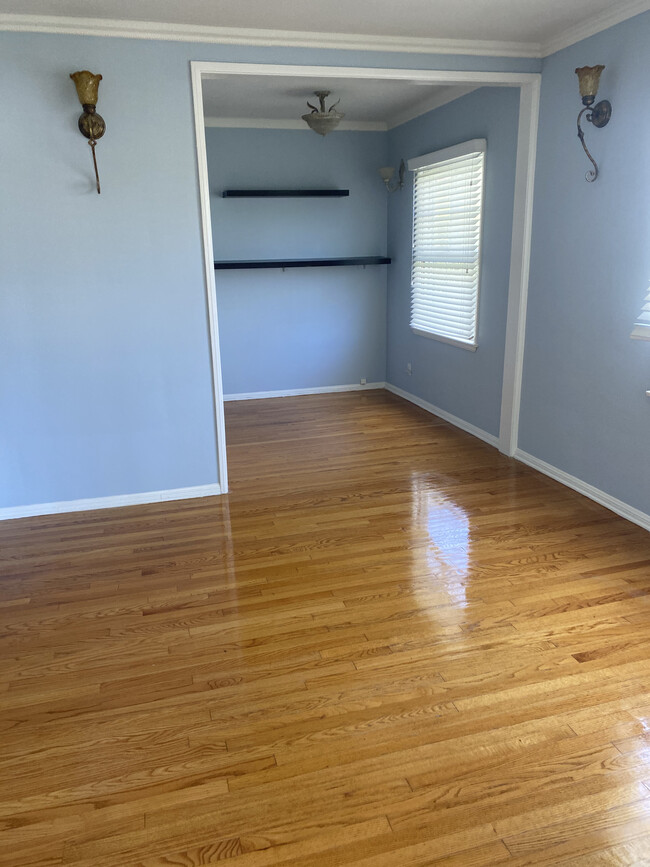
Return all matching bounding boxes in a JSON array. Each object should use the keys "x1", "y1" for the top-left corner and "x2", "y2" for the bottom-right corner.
[
  {"x1": 206, "y1": 128, "x2": 388, "y2": 396},
  {"x1": 385, "y1": 86, "x2": 521, "y2": 438}
]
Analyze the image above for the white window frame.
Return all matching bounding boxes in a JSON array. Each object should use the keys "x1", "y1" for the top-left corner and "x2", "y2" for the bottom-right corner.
[{"x1": 408, "y1": 139, "x2": 486, "y2": 351}]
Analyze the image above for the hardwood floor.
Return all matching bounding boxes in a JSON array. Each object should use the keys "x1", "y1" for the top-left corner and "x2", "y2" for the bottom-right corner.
[{"x1": 1, "y1": 389, "x2": 650, "y2": 865}]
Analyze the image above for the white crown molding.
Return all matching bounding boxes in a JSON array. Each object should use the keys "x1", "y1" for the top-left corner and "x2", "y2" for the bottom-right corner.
[
  {"x1": 224, "y1": 382, "x2": 385, "y2": 401},
  {"x1": 387, "y1": 86, "x2": 479, "y2": 129},
  {"x1": 2, "y1": 5, "x2": 649, "y2": 58},
  {"x1": 541, "y1": 0, "x2": 650, "y2": 56},
  {"x1": 0, "y1": 483, "x2": 222, "y2": 522},
  {"x1": 205, "y1": 87, "x2": 478, "y2": 131},
  {"x1": 384, "y1": 383, "x2": 500, "y2": 449},
  {"x1": 515, "y1": 450, "x2": 650, "y2": 533},
  {"x1": 0, "y1": 13, "x2": 541, "y2": 56},
  {"x1": 204, "y1": 117, "x2": 386, "y2": 131}
]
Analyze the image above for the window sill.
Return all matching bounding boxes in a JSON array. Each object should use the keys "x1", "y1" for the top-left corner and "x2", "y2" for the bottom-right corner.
[
  {"x1": 411, "y1": 327, "x2": 478, "y2": 352},
  {"x1": 631, "y1": 326, "x2": 650, "y2": 342}
]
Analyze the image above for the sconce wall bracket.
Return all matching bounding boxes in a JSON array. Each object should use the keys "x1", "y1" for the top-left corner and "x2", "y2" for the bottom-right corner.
[
  {"x1": 576, "y1": 100, "x2": 611, "y2": 183},
  {"x1": 575, "y1": 65, "x2": 611, "y2": 183},
  {"x1": 77, "y1": 104, "x2": 106, "y2": 142},
  {"x1": 588, "y1": 99, "x2": 612, "y2": 129}
]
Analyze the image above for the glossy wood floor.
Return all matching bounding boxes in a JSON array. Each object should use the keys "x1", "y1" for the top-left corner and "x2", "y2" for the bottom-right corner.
[{"x1": 2, "y1": 391, "x2": 650, "y2": 866}]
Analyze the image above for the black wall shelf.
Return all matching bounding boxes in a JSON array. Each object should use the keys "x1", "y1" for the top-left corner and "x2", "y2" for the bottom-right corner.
[
  {"x1": 221, "y1": 189, "x2": 349, "y2": 198},
  {"x1": 214, "y1": 256, "x2": 391, "y2": 271}
]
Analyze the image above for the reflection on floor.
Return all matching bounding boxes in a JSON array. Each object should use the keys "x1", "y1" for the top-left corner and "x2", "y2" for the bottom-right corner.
[{"x1": 2, "y1": 389, "x2": 650, "y2": 865}]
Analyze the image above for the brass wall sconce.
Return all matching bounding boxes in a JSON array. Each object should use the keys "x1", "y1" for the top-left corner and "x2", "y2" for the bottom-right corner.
[
  {"x1": 70, "y1": 70, "x2": 105, "y2": 194},
  {"x1": 301, "y1": 91, "x2": 344, "y2": 136},
  {"x1": 378, "y1": 160, "x2": 405, "y2": 192},
  {"x1": 575, "y1": 65, "x2": 611, "y2": 182}
]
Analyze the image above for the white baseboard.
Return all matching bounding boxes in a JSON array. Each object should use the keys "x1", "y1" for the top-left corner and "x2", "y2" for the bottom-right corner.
[
  {"x1": 0, "y1": 483, "x2": 222, "y2": 522},
  {"x1": 385, "y1": 382, "x2": 500, "y2": 449},
  {"x1": 515, "y1": 449, "x2": 650, "y2": 533},
  {"x1": 224, "y1": 382, "x2": 386, "y2": 401}
]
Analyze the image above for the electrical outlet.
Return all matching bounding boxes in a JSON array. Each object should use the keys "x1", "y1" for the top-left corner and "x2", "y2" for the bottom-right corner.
[
  {"x1": 360, "y1": 378, "x2": 367, "y2": 385},
  {"x1": 406, "y1": 362, "x2": 412, "y2": 375}
]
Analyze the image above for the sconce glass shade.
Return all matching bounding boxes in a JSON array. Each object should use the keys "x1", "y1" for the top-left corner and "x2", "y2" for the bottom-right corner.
[
  {"x1": 378, "y1": 160, "x2": 405, "y2": 192},
  {"x1": 70, "y1": 70, "x2": 102, "y2": 106},
  {"x1": 575, "y1": 65, "x2": 605, "y2": 105}
]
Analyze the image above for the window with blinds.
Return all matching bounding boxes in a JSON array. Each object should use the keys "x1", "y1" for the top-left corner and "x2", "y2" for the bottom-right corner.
[
  {"x1": 407, "y1": 139, "x2": 486, "y2": 350},
  {"x1": 631, "y1": 285, "x2": 650, "y2": 341}
]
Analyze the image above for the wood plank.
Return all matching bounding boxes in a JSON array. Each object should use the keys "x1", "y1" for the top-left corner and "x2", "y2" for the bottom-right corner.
[{"x1": 1, "y1": 391, "x2": 650, "y2": 864}]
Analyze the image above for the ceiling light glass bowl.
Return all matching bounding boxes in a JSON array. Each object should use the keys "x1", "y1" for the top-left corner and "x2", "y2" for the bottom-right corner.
[{"x1": 302, "y1": 91, "x2": 344, "y2": 136}]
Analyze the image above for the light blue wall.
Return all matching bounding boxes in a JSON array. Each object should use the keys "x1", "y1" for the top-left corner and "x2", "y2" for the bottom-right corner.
[
  {"x1": 385, "y1": 87, "x2": 520, "y2": 437},
  {"x1": 520, "y1": 12, "x2": 650, "y2": 514},
  {"x1": 0, "y1": 30, "x2": 539, "y2": 511},
  {"x1": 206, "y1": 128, "x2": 388, "y2": 394},
  {"x1": 0, "y1": 33, "x2": 218, "y2": 508},
  {"x1": 3, "y1": 20, "x2": 648, "y2": 519}
]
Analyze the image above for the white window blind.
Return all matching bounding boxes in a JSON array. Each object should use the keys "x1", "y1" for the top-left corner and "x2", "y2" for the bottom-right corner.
[
  {"x1": 408, "y1": 139, "x2": 486, "y2": 350},
  {"x1": 631, "y1": 285, "x2": 650, "y2": 341}
]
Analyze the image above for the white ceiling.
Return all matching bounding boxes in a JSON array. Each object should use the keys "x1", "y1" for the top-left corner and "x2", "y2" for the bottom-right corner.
[
  {"x1": 2, "y1": 0, "x2": 649, "y2": 57},
  {"x1": 202, "y1": 75, "x2": 478, "y2": 130}
]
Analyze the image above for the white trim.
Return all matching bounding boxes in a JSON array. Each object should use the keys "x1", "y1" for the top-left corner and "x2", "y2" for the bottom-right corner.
[
  {"x1": 205, "y1": 87, "x2": 483, "y2": 135},
  {"x1": 498, "y1": 79, "x2": 540, "y2": 457},
  {"x1": 515, "y1": 450, "x2": 650, "y2": 534},
  {"x1": 407, "y1": 137, "x2": 486, "y2": 171},
  {"x1": 541, "y1": 0, "x2": 650, "y2": 57},
  {"x1": 2, "y1": 4, "x2": 649, "y2": 57},
  {"x1": 224, "y1": 382, "x2": 386, "y2": 401},
  {"x1": 0, "y1": 484, "x2": 222, "y2": 522},
  {"x1": 388, "y1": 86, "x2": 479, "y2": 130},
  {"x1": 0, "y1": 14, "x2": 540, "y2": 56},
  {"x1": 190, "y1": 64, "x2": 229, "y2": 493},
  {"x1": 193, "y1": 61, "x2": 541, "y2": 462},
  {"x1": 411, "y1": 328, "x2": 478, "y2": 352},
  {"x1": 631, "y1": 326, "x2": 650, "y2": 341},
  {"x1": 385, "y1": 383, "x2": 500, "y2": 448},
  {"x1": 198, "y1": 64, "x2": 540, "y2": 87},
  {"x1": 204, "y1": 117, "x2": 387, "y2": 131},
  {"x1": 209, "y1": 88, "x2": 481, "y2": 135}
]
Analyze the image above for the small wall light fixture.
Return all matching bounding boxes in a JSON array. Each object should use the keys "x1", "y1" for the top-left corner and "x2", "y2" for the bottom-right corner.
[
  {"x1": 301, "y1": 91, "x2": 344, "y2": 136},
  {"x1": 378, "y1": 159, "x2": 405, "y2": 192},
  {"x1": 70, "y1": 70, "x2": 105, "y2": 194},
  {"x1": 575, "y1": 64, "x2": 611, "y2": 182}
]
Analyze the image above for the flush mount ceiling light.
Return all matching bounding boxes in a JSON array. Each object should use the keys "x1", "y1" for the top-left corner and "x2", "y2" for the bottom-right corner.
[
  {"x1": 301, "y1": 91, "x2": 344, "y2": 136},
  {"x1": 575, "y1": 64, "x2": 612, "y2": 182}
]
